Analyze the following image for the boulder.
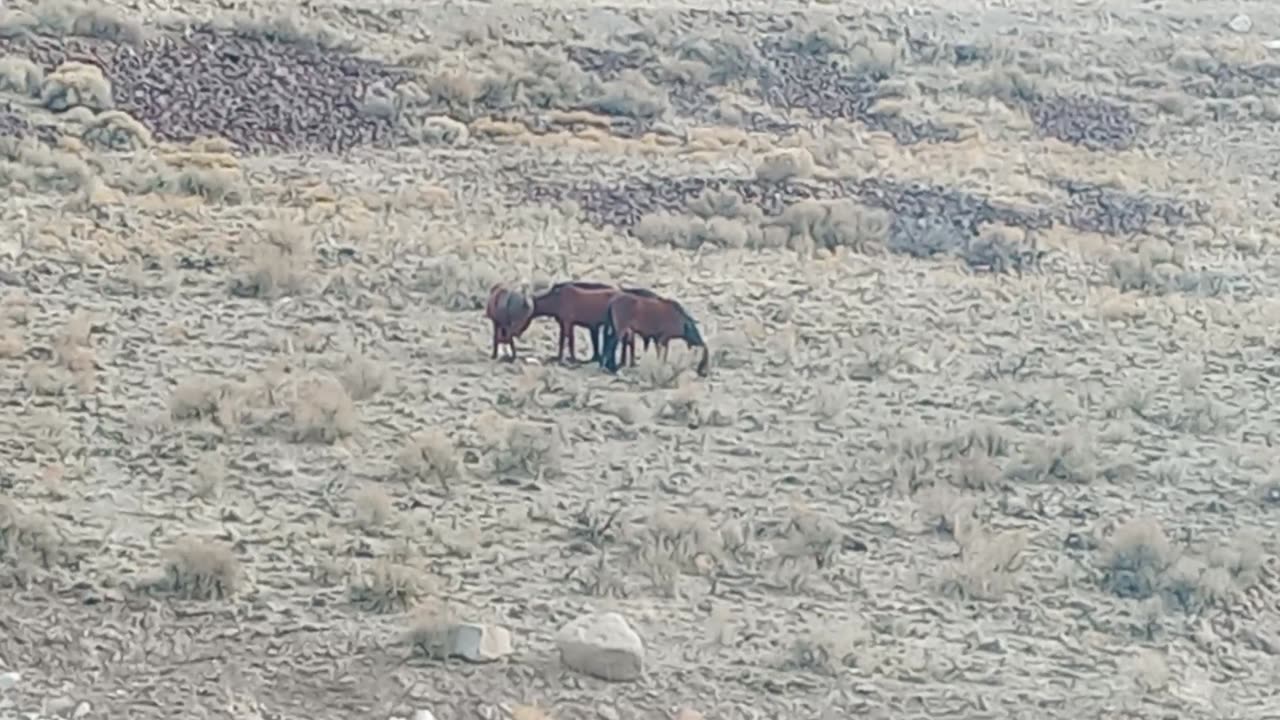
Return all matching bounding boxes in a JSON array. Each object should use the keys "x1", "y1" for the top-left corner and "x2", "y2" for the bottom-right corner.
[
  {"x1": 554, "y1": 612, "x2": 645, "y2": 681},
  {"x1": 447, "y1": 623, "x2": 513, "y2": 663}
]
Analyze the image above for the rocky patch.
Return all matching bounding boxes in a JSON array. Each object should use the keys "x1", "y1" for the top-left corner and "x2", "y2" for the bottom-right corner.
[{"x1": 0, "y1": 26, "x2": 408, "y2": 153}]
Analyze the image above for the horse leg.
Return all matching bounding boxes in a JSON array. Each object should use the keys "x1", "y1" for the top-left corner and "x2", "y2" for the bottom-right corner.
[
  {"x1": 589, "y1": 323, "x2": 602, "y2": 363},
  {"x1": 568, "y1": 324, "x2": 579, "y2": 363},
  {"x1": 491, "y1": 322, "x2": 501, "y2": 359},
  {"x1": 556, "y1": 320, "x2": 569, "y2": 362}
]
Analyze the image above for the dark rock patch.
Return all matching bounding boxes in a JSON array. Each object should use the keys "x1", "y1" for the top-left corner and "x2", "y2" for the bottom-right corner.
[
  {"x1": 0, "y1": 26, "x2": 410, "y2": 153},
  {"x1": 0, "y1": 101, "x2": 29, "y2": 140},
  {"x1": 1029, "y1": 94, "x2": 1141, "y2": 151},
  {"x1": 1052, "y1": 178, "x2": 1210, "y2": 235}
]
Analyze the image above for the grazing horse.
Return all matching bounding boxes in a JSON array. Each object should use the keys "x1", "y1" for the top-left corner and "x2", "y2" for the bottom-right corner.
[
  {"x1": 600, "y1": 292, "x2": 710, "y2": 377},
  {"x1": 525, "y1": 282, "x2": 659, "y2": 363},
  {"x1": 484, "y1": 284, "x2": 534, "y2": 360}
]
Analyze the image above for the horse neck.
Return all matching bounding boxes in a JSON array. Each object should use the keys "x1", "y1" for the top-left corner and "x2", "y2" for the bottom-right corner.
[{"x1": 532, "y1": 292, "x2": 558, "y2": 318}]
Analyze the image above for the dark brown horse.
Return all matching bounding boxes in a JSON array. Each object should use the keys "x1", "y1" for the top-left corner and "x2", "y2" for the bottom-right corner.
[
  {"x1": 484, "y1": 283, "x2": 534, "y2": 360},
  {"x1": 522, "y1": 282, "x2": 659, "y2": 363},
  {"x1": 600, "y1": 292, "x2": 710, "y2": 376}
]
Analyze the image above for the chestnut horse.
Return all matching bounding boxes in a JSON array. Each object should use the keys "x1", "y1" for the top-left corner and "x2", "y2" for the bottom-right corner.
[
  {"x1": 523, "y1": 282, "x2": 659, "y2": 363},
  {"x1": 484, "y1": 284, "x2": 534, "y2": 360},
  {"x1": 599, "y1": 292, "x2": 710, "y2": 377}
]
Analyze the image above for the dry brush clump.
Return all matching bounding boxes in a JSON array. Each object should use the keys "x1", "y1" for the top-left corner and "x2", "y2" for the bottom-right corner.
[
  {"x1": 349, "y1": 559, "x2": 431, "y2": 613},
  {"x1": 151, "y1": 536, "x2": 240, "y2": 600},
  {"x1": 1097, "y1": 517, "x2": 1265, "y2": 612},
  {"x1": 785, "y1": 617, "x2": 874, "y2": 676},
  {"x1": 768, "y1": 198, "x2": 893, "y2": 255},
  {"x1": 767, "y1": 507, "x2": 845, "y2": 592},
  {"x1": 338, "y1": 353, "x2": 391, "y2": 402},
  {"x1": 631, "y1": 187, "x2": 893, "y2": 256},
  {"x1": 938, "y1": 523, "x2": 1031, "y2": 602},
  {"x1": 1003, "y1": 430, "x2": 1098, "y2": 485},
  {"x1": 395, "y1": 428, "x2": 462, "y2": 491},
  {"x1": 40, "y1": 60, "x2": 113, "y2": 112},
  {"x1": 1106, "y1": 250, "x2": 1232, "y2": 298},
  {"x1": 80, "y1": 109, "x2": 153, "y2": 151},
  {"x1": 621, "y1": 507, "x2": 729, "y2": 597},
  {"x1": 886, "y1": 420, "x2": 1012, "y2": 496},
  {"x1": 109, "y1": 139, "x2": 246, "y2": 203},
  {"x1": 473, "y1": 411, "x2": 563, "y2": 479},
  {"x1": 351, "y1": 484, "x2": 397, "y2": 534},
  {"x1": 0, "y1": 55, "x2": 44, "y2": 96},
  {"x1": 0, "y1": 495, "x2": 68, "y2": 575},
  {"x1": 13, "y1": 0, "x2": 145, "y2": 44},
  {"x1": 655, "y1": 380, "x2": 736, "y2": 428},
  {"x1": 403, "y1": 44, "x2": 671, "y2": 124},
  {"x1": 0, "y1": 135, "x2": 93, "y2": 194},
  {"x1": 403, "y1": 599, "x2": 460, "y2": 660},
  {"x1": 290, "y1": 374, "x2": 360, "y2": 444},
  {"x1": 230, "y1": 214, "x2": 315, "y2": 299},
  {"x1": 168, "y1": 373, "x2": 234, "y2": 422},
  {"x1": 413, "y1": 252, "x2": 501, "y2": 311}
]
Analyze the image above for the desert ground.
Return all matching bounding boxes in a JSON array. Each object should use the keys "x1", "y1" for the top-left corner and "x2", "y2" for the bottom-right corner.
[{"x1": 1, "y1": 0, "x2": 1280, "y2": 717}]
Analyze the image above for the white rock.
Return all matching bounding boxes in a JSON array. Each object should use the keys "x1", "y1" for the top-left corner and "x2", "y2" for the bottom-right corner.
[
  {"x1": 73, "y1": 701, "x2": 91, "y2": 719},
  {"x1": 1228, "y1": 14, "x2": 1252, "y2": 33},
  {"x1": 0, "y1": 672, "x2": 17, "y2": 690},
  {"x1": 554, "y1": 612, "x2": 645, "y2": 682},
  {"x1": 446, "y1": 623, "x2": 513, "y2": 663},
  {"x1": 1264, "y1": 39, "x2": 1280, "y2": 50},
  {"x1": 412, "y1": 710, "x2": 437, "y2": 720}
]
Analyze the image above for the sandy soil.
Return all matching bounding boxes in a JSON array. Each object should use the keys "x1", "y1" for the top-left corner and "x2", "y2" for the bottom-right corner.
[{"x1": 1, "y1": 0, "x2": 1280, "y2": 718}]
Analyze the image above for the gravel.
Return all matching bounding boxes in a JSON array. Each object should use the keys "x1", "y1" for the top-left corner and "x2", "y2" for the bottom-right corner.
[{"x1": 0, "y1": 26, "x2": 409, "y2": 153}]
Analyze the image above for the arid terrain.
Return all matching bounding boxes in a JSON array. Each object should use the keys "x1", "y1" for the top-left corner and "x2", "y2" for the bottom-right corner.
[{"x1": 2, "y1": 0, "x2": 1280, "y2": 717}]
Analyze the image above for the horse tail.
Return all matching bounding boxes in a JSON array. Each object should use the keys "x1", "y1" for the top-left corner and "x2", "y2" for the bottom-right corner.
[
  {"x1": 601, "y1": 302, "x2": 619, "y2": 371},
  {"x1": 677, "y1": 305, "x2": 709, "y2": 376}
]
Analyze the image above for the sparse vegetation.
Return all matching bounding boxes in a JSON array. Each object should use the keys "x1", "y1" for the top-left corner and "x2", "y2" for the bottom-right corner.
[
  {"x1": 2, "y1": 0, "x2": 1276, "y2": 716},
  {"x1": 154, "y1": 536, "x2": 241, "y2": 600}
]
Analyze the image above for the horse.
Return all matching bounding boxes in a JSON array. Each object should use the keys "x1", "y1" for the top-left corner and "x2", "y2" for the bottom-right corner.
[
  {"x1": 484, "y1": 283, "x2": 535, "y2": 361},
  {"x1": 599, "y1": 292, "x2": 710, "y2": 377},
  {"x1": 524, "y1": 282, "x2": 659, "y2": 363}
]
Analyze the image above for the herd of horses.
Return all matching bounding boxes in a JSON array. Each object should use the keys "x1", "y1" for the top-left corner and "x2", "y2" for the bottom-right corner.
[{"x1": 484, "y1": 281, "x2": 711, "y2": 377}]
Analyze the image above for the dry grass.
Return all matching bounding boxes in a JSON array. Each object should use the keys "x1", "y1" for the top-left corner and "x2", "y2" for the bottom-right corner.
[
  {"x1": 3, "y1": 0, "x2": 1279, "y2": 716},
  {"x1": 155, "y1": 536, "x2": 241, "y2": 600},
  {"x1": 349, "y1": 559, "x2": 430, "y2": 613},
  {"x1": 395, "y1": 428, "x2": 462, "y2": 490},
  {"x1": 290, "y1": 374, "x2": 359, "y2": 443}
]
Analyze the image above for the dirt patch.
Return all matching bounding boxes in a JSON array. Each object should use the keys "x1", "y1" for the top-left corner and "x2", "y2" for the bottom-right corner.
[{"x1": 0, "y1": 26, "x2": 408, "y2": 152}]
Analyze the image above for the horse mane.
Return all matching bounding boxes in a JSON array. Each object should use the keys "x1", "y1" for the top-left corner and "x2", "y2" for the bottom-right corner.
[
  {"x1": 621, "y1": 286, "x2": 659, "y2": 298},
  {"x1": 667, "y1": 298, "x2": 698, "y2": 326},
  {"x1": 550, "y1": 280, "x2": 614, "y2": 292}
]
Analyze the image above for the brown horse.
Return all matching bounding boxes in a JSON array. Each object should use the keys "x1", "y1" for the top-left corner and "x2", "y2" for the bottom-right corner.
[
  {"x1": 600, "y1": 292, "x2": 710, "y2": 377},
  {"x1": 484, "y1": 283, "x2": 534, "y2": 361},
  {"x1": 521, "y1": 282, "x2": 658, "y2": 363}
]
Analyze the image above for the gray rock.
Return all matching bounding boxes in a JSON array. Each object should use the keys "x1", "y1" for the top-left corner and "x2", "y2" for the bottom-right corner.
[
  {"x1": 446, "y1": 623, "x2": 513, "y2": 663},
  {"x1": 1228, "y1": 14, "x2": 1253, "y2": 33},
  {"x1": 555, "y1": 612, "x2": 645, "y2": 681}
]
